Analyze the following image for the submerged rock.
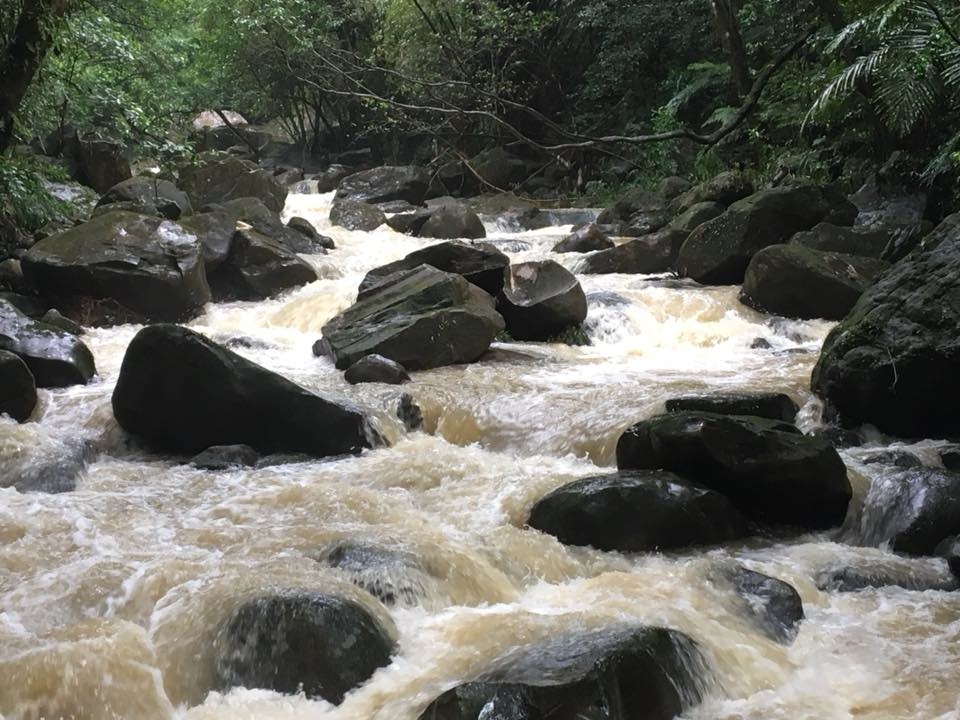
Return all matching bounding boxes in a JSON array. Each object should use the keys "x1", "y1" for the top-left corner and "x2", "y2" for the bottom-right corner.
[
  {"x1": 113, "y1": 324, "x2": 377, "y2": 456},
  {"x1": 319, "y1": 266, "x2": 504, "y2": 371},
  {"x1": 815, "y1": 562, "x2": 958, "y2": 592},
  {"x1": 190, "y1": 444, "x2": 260, "y2": 470},
  {"x1": 316, "y1": 540, "x2": 435, "y2": 607},
  {"x1": 287, "y1": 216, "x2": 335, "y2": 251},
  {"x1": 344, "y1": 354, "x2": 411, "y2": 385},
  {"x1": 0, "y1": 299, "x2": 96, "y2": 387},
  {"x1": 617, "y1": 412, "x2": 851, "y2": 530},
  {"x1": 397, "y1": 393, "x2": 424, "y2": 431},
  {"x1": 552, "y1": 224, "x2": 614, "y2": 254},
  {"x1": 0, "y1": 349, "x2": 37, "y2": 422},
  {"x1": 214, "y1": 593, "x2": 395, "y2": 704},
  {"x1": 939, "y1": 537, "x2": 960, "y2": 578},
  {"x1": 497, "y1": 261, "x2": 587, "y2": 341},
  {"x1": 716, "y1": 565, "x2": 804, "y2": 644},
  {"x1": 527, "y1": 470, "x2": 748, "y2": 552},
  {"x1": 665, "y1": 392, "x2": 799, "y2": 423}
]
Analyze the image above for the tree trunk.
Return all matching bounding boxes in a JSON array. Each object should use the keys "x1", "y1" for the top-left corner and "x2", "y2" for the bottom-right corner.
[
  {"x1": 707, "y1": 0, "x2": 752, "y2": 98},
  {"x1": 0, "y1": 0, "x2": 72, "y2": 153}
]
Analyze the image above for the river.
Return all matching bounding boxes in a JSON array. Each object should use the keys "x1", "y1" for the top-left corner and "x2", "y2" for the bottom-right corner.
[{"x1": 1, "y1": 191, "x2": 958, "y2": 720}]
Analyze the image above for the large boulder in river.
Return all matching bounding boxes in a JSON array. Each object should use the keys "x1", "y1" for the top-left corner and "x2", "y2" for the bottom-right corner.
[
  {"x1": 0, "y1": 299, "x2": 96, "y2": 387},
  {"x1": 417, "y1": 203, "x2": 486, "y2": 240},
  {"x1": 207, "y1": 228, "x2": 317, "y2": 301},
  {"x1": 112, "y1": 324, "x2": 377, "y2": 456},
  {"x1": 344, "y1": 354, "x2": 410, "y2": 385},
  {"x1": 178, "y1": 210, "x2": 236, "y2": 269},
  {"x1": 74, "y1": 138, "x2": 132, "y2": 194},
  {"x1": 617, "y1": 412, "x2": 851, "y2": 530},
  {"x1": 359, "y1": 241, "x2": 509, "y2": 298},
  {"x1": 498, "y1": 261, "x2": 587, "y2": 341},
  {"x1": 669, "y1": 201, "x2": 726, "y2": 234},
  {"x1": 214, "y1": 593, "x2": 395, "y2": 704},
  {"x1": 811, "y1": 229, "x2": 960, "y2": 438},
  {"x1": 581, "y1": 229, "x2": 687, "y2": 275},
  {"x1": 96, "y1": 177, "x2": 192, "y2": 220},
  {"x1": 790, "y1": 223, "x2": 891, "y2": 259},
  {"x1": 179, "y1": 154, "x2": 287, "y2": 212},
  {"x1": 21, "y1": 211, "x2": 211, "y2": 321},
  {"x1": 528, "y1": 470, "x2": 748, "y2": 552},
  {"x1": 552, "y1": 224, "x2": 614, "y2": 254},
  {"x1": 287, "y1": 216, "x2": 335, "y2": 251},
  {"x1": 677, "y1": 186, "x2": 858, "y2": 285},
  {"x1": 335, "y1": 166, "x2": 431, "y2": 206},
  {"x1": 420, "y1": 626, "x2": 707, "y2": 720},
  {"x1": 740, "y1": 244, "x2": 888, "y2": 320},
  {"x1": 218, "y1": 197, "x2": 324, "y2": 255},
  {"x1": 665, "y1": 392, "x2": 799, "y2": 423},
  {"x1": 317, "y1": 265, "x2": 505, "y2": 371},
  {"x1": 329, "y1": 199, "x2": 386, "y2": 231},
  {"x1": 715, "y1": 564, "x2": 804, "y2": 644},
  {"x1": 0, "y1": 349, "x2": 37, "y2": 421},
  {"x1": 671, "y1": 171, "x2": 754, "y2": 214}
]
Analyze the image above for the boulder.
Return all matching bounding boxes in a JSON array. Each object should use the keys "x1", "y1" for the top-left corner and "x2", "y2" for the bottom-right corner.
[
  {"x1": 658, "y1": 176, "x2": 692, "y2": 200},
  {"x1": 316, "y1": 540, "x2": 435, "y2": 607},
  {"x1": 616, "y1": 412, "x2": 851, "y2": 529},
  {"x1": 552, "y1": 224, "x2": 614, "y2": 254},
  {"x1": 190, "y1": 444, "x2": 259, "y2": 470},
  {"x1": 218, "y1": 197, "x2": 318, "y2": 255},
  {"x1": 21, "y1": 211, "x2": 211, "y2": 321},
  {"x1": 581, "y1": 229, "x2": 687, "y2": 275},
  {"x1": 1, "y1": 440, "x2": 91, "y2": 493},
  {"x1": 0, "y1": 349, "x2": 37, "y2": 422},
  {"x1": 740, "y1": 245, "x2": 888, "y2": 321},
  {"x1": 664, "y1": 392, "x2": 799, "y2": 423},
  {"x1": 344, "y1": 355, "x2": 410, "y2": 385},
  {"x1": 96, "y1": 177, "x2": 191, "y2": 220},
  {"x1": 335, "y1": 166, "x2": 431, "y2": 206},
  {"x1": 359, "y1": 241, "x2": 509, "y2": 298},
  {"x1": 418, "y1": 204, "x2": 486, "y2": 240},
  {"x1": 669, "y1": 201, "x2": 725, "y2": 234},
  {"x1": 469, "y1": 147, "x2": 534, "y2": 190},
  {"x1": 597, "y1": 187, "x2": 664, "y2": 226},
  {"x1": 386, "y1": 209, "x2": 433, "y2": 235},
  {"x1": 330, "y1": 200, "x2": 386, "y2": 231},
  {"x1": 178, "y1": 210, "x2": 236, "y2": 269},
  {"x1": 815, "y1": 562, "x2": 958, "y2": 592},
  {"x1": 208, "y1": 228, "x2": 317, "y2": 301},
  {"x1": 179, "y1": 154, "x2": 287, "y2": 212},
  {"x1": 287, "y1": 216, "x2": 335, "y2": 251},
  {"x1": 790, "y1": 223, "x2": 891, "y2": 259},
  {"x1": 528, "y1": 470, "x2": 748, "y2": 552},
  {"x1": 717, "y1": 565, "x2": 804, "y2": 643},
  {"x1": 0, "y1": 299, "x2": 96, "y2": 387},
  {"x1": 214, "y1": 593, "x2": 394, "y2": 704},
  {"x1": 670, "y1": 171, "x2": 754, "y2": 214},
  {"x1": 398, "y1": 393, "x2": 424, "y2": 431},
  {"x1": 112, "y1": 324, "x2": 377, "y2": 456},
  {"x1": 74, "y1": 138, "x2": 132, "y2": 194},
  {"x1": 811, "y1": 231, "x2": 960, "y2": 437},
  {"x1": 940, "y1": 536, "x2": 960, "y2": 578},
  {"x1": 314, "y1": 164, "x2": 355, "y2": 193},
  {"x1": 498, "y1": 261, "x2": 587, "y2": 341},
  {"x1": 419, "y1": 626, "x2": 707, "y2": 720},
  {"x1": 318, "y1": 266, "x2": 504, "y2": 371},
  {"x1": 678, "y1": 187, "x2": 858, "y2": 285}
]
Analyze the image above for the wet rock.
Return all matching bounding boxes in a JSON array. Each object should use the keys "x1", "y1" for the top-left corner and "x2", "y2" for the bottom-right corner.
[
  {"x1": 497, "y1": 261, "x2": 587, "y2": 341},
  {"x1": 580, "y1": 229, "x2": 687, "y2": 275},
  {"x1": 0, "y1": 292, "x2": 45, "y2": 319},
  {"x1": 113, "y1": 324, "x2": 378, "y2": 456},
  {"x1": 344, "y1": 355, "x2": 410, "y2": 385},
  {"x1": 96, "y1": 177, "x2": 191, "y2": 220},
  {"x1": 941, "y1": 448, "x2": 960, "y2": 472},
  {"x1": 850, "y1": 173, "x2": 927, "y2": 235},
  {"x1": 811, "y1": 230, "x2": 960, "y2": 438},
  {"x1": 0, "y1": 299, "x2": 96, "y2": 387},
  {"x1": 938, "y1": 536, "x2": 960, "y2": 578},
  {"x1": 715, "y1": 565, "x2": 804, "y2": 643},
  {"x1": 287, "y1": 216, "x2": 335, "y2": 251},
  {"x1": 74, "y1": 138, "x2": 132, "y2": 194},
  {"x1": 214, "y1": 593, "x2": 395, "y2": 704},
  {"x1": 617, "y1": 412, "x2": 851, "y2": 530},
  {"x1": 658, "y1": 176, "x2": 692, "y2": 200},
  {"x1": 860, "y1": 450, "x2": 923, "y2": 470},
  {"x1": 190, "y1": 444, "x2": 260, "y2": 470},
  {"x1": 670, "y1": 171, "x2": 754, "y2": 214},
  {"x1": 386, "y1": 209, "x2": 433, "y2": 235},
  {"x1": 179, "y1": 154, "x2": 287, "y2": 212},
  {"x1": 178, "y1": 210, "x2": 236, "y2": 269},
  {"x1": 318, "y1": 266, "x2": 504, "y2": 371},
  {"x1": 218, "y1": 197, "x2": 321, "y2": 256},
  {"x1": 790, "y1": 223, "x2": 892, "y2": 259},
  {"x1": 335, "y1": 166, "x2": 431, "y2": 206},
  {"x1": 1, "y1": 441, "x2": 91, "y2": 493},
  {"x1": 621, "y1": 211, "x2": 670, "y2": 237},
  {"x1": 664, "y1": 392, "x2": 799, "y2": 423},
  {"x1": 418, "y1": 203, "x2": 486, "y2": 240},
  {"x1": 750, "y1": 337, "x2": 773, "y2": 350},
  {"x1": 39, "y1": 309, "x2": 83, "y2": 336},
  {"x1": 0, "y1": 350, "x2": 37, "y2": 422},
  {"x1": 815, "y1": 563, "x2": 958, "y2": 592},
  {"x1": 528, "y1": 470, "x2": 748, "y2": 552},
  {"x1": 586, "y1": 290, "x2": 631, "y2": 307},
  {"x1": 329, "y1": 199, "x2": 386, "y2": 231},
  {"x1": 669, "y1": 201, "x2": 725, "y2": 234},
  {"x1": 740, "y1": 244, "x2": 888, "y2": 321},
  {"x1": 314, "y1": 164, "x2": 355, "y2": 193},
  {"x1": 678, "y1": 187, "x2": 858, "y2": 285},
  {"x1": 469, "y1": 147, "x2": 536, "y2": 190},
  {"x1": 597, "y1": 187, "x2": 664, "y2": 226},
  {"x1": 552, "y1": 224, "x2": 614, "y2": 254},
  {"x1": 317, "y1": 540, "x2": 433, "y2": 607},
  {"x1": 0, "y1": 259, "x2": 28, "y2": 293},
  {"x1": 207, "y1": 228, "x2": 317, "y2": 301},
  {"x1": 21, "y1": 211, "x2": 211, "y2": 321},
  {"x1": 397, "y1": 393, "x2": 423, "y2": 431},
  {"x1": 359, "y1": 241, "x2": 509, "y2": 298},
  {"x1": 420, "y1": 626, "x2": 707, "y2": 720}
]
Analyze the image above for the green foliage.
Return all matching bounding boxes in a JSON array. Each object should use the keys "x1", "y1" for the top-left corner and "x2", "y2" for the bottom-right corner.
[{"x1": 0, "y1": 156, "x2": 76, "y2": 232}]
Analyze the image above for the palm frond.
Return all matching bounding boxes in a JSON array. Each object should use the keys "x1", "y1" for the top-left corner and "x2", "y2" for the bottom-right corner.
[{"x1": 804, "y1": 48, "x2": 889, "y2": 129}]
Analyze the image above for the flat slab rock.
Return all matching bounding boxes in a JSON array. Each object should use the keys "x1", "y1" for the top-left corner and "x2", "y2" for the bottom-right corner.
[{"x1": 665, "y1": 392, "x2": 799, "y2": 423}]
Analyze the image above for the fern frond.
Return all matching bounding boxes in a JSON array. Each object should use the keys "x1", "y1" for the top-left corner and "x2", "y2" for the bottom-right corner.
[
  {"x1": 825, "y1": 18, "x2": 870, "y2": 55},
  {"x1": 804, "y1": 48, "x2": 890, "y2": 129},
  {"x1": 921, "y1": 128, "x2": 960, "y2": 183},
  {"x1": 875, "y1": 64, "x2": 940, "y2": 135}
]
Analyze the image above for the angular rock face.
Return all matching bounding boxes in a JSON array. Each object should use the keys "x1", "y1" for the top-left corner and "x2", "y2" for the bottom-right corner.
[
  {"x1": 344, "y1": 355, "x2": 410, "y2": 385},
  {"x1": 740, "y1": 245, "x2": 888, "y2": 321},
  {"x1": 330, "y1": 200, "x2": 386, "y2": 231},
  {"x1": 420, "y1": 626, "x2": 708, "y2": 720},
  {"x1": 96, "y1": 177, "x2": 192, "y2": 220},
  {"x1": 113, "y1": 325, "x2": 377, "y2": 456},
  {"x1": 335, "y1": 166, "x2": 431, "y2": 206},
  {"x1": 179, "y1": 154, "x2": 287, "y2": 212},
  {"x1": 75, "y1": 138, "x2": 132, "y2": 194},
  {"x1": 0, "y1": 299, "x2": 96, "y2": 388},
  {"x1": 214, "y1": 197, "x2": 316, "y2": 255},
  {"x1": 178, "y1": 210, "x2": 236, "y2": 269},
  {"x1": 811, "y1": 232, "x2": 960, "y2": 438},
  {"x1": 617, "y1": 412, "x2": 851, "y2": 530},
  {"x1": 319, "y1": 266, "x2": 505, "y2": 371},
  {"x1": 790, "y1": 223, "x2": 891, "y2": 259},
  {"x1": 670, "y1": 171, "x2": 754, "y2": 214},
  {"x1": 581, "y1": 229, "x2": 688, "y2": 275},
  {"x1": 678, "y1": 187, "x2": 858, "y2": 285},
  {"x1": 0, "y1": 349, "x2": 37, "y2": 421},
  {"x1": 719, "y1": 565, "x2": 804, "y2": 644},
  {"x1": 498, "y1": 261, "x2": 587, "y2": 341},
  {"x1": 359, "y1": 241, "x2": 509, "y2": 298},
  {"x1": 208, "y1": 228, "x2": 317, "y2": 301},
  {"x1": 21, "y1": 211, "x2": 211, "y2": 321},
  {"x1": 528, "y1": 470, "x2": 748, "y2": 552},
  {"x1": 552, "y1": 224, "x2": 614, "y2": 254},
  {"x1": 418, "y1": 203, "x2": 486, "y2": 240},
  {"x1": 665, "y1": 392, "x2": 799, "y2": 423},
  {"x1": 214, "y1": 593, "x2": 395, "y2": 704},
  {"x1": 287, "y1": 216, "x2": 335, "y2": 251}
]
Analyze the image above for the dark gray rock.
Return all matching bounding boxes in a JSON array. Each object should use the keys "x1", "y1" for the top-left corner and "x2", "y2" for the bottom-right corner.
[
  {"x1": 790, "y1": 223, "x2": 892, "y2": 259},
  {"x1": 190, "y1": 444, "x2": 260, "y2": 470},
  {"x1": 670, "y1": 171, "x2": 754, "y2": 215},
  {"x1": 330, "y1": 200, "x2": 386, "y2": 231},
  {"x1": 287, "y1": 216, "x2": 335, "y2": 251},
  {"x1": 314, "y1": 164, "x2": 355, "y2": 193},
  {"x1": 113, "y1": 325, "x2": 378, "y2": 456},
  {"x1": 669, "y1": 201, "x2": 725, "y2": 234},
  {"x1": 386, "y1": 209, "x2": 433, "y2": 235},
  {"x1": 96, "y1": 177, "x2": 191, "y2": 220},
  {"x1": 717, "y1": 565, "x2": 804, "y2": 643},
  {"x1": 617, "y1": 412, "x2": 851, "y2": 530},
  {"x1": 552, "y1": 224, "x2": 614, "y2": 254},
  {"x1": 0, "y1": 349, "x2": 37, "y2": 422},
  {"x1": 597, "y1": 187, "x2": 664, "y2": 226},
  {"x1": 498, "y1": 261, "x2": 587, "y2": 341},
  {"x1": 316, "y1": 540, "x2": 433, "y2": 607},
  {"x1": 179, "y1": 154, "x2": 287, "y2": 212},
  {"x1": 581, "y1": 229, "x2": 687, "y2": 275},
  {"x1": 815, "y1": 563, "x2": 958, "y2": 592},
  {"x1": 939, "y1": 536, "x2": 960, "y2": 578},
  {"x1": 0, "y1": 299, "x2": 96, "y2": 387},
  {"x1": 665, "y1": 392, "x2": 799, "y2": 423},
  {"x1": 74, "y1": 138, "x2": 132, "y2": 194},
  {"x1": 214, "y1": 593, "x2": 394, "y2": 704},
  {"x1": 207, "y1": 228, "x2": 317, "y2": 301},
  {"x1": 1, "y1": 441, "x2": 90, "y2": 493},
  {"x1": 418, "y1": 204, "x2": 486, "y2": 240},
  {"x1": 218, "y1": 197, "x2": 321, "y2": 255},
  {"x1": 178, "y1": 210, "x2": 236, "y2": 269},
  {"x1": 335, "y1": 166, "x2": 431, "y2": 206},
  {"x1": 344, "y1": 355, "x2": 410, "y2": 385},
  {"x1": 397, "y1": 393, "x2": 423, "y2": 431},
  {"x1": 941, "y1": 448, "x2": 960, "y2": 472}
]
